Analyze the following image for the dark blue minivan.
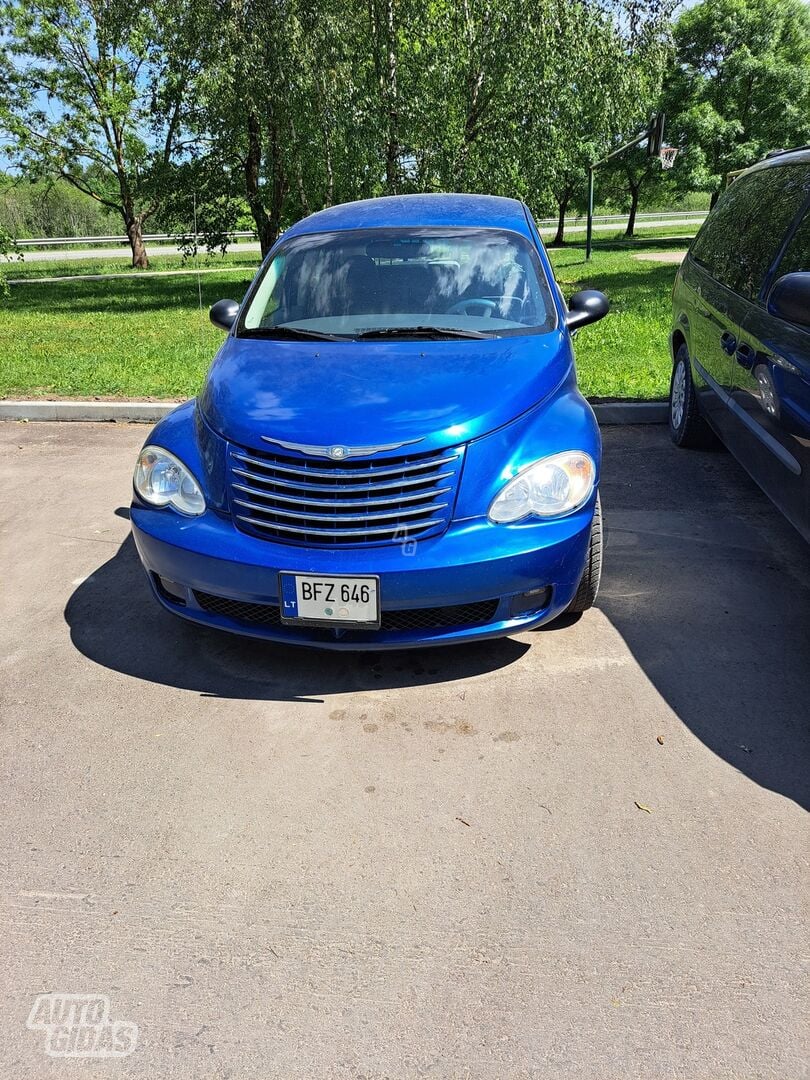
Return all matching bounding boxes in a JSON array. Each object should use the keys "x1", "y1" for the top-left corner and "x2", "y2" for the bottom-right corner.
[
  {"x1": 669, "y1": 148, "x2": 810, "y2": 541},
  {"x1": 131, "y1": 194, "x2": 610, "y2": 649}
]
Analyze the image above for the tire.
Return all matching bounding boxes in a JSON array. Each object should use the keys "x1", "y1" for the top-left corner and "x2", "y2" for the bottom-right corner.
[
  {"x1": 669, "y1": 343, "x2": 717, "y2": 449},
  {"x1": 567, "y1": 494, "x2": 602, "y2": 614}
]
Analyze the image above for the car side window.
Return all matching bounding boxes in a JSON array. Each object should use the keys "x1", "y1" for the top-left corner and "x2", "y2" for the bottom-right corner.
[
  {"x1": 690, "y1": 164, "x2": 810, "y2": 300},
  {"x1": 773, "y1": 206, "x2": 810, "y2": 277}
]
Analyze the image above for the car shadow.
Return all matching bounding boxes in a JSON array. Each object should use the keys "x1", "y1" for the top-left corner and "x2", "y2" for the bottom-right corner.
[
  {"x1": 64, "y1": 531, "x2": 531, "y2": 703},
  {"x1": 598, "y1": 425, "x2": 810, "y2": 811},
  {"x1": 65, "y1": 427, "x2": 810, "y2": 809},
  {"x1": 572, "y1": 264, "x2": 680, "y2": 296}
]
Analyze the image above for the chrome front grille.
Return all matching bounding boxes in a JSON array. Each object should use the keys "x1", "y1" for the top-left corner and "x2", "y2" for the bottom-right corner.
[{"x1": 227, "y1": 442, "x2": 464, "y2": 546}]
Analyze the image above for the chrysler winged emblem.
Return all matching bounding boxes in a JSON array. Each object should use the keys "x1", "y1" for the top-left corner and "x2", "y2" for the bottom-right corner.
[{"x1": 261, "y1": 436, "x2": 424, "y2": 459}]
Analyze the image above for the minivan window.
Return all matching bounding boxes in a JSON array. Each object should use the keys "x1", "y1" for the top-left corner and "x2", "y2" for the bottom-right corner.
[
  {"x1": 239, "y1": 227, "x2": 557, "y2": 339},
  {"x1": 690, "y1": 163, "x2": 810, "y2": 300},
  {"x1": 774, "y1": 206, "x2": 810, "y2": 277}
]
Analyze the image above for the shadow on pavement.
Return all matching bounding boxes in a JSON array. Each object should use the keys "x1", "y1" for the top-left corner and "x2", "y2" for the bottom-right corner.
[
  {"x1": 65, "y1": 426, "x2": 810, "y2": 808},
  {"x1": 64, "y1": 532, "x2": 531, "y2": 703},
  {"x1": 598, "y1": 426, "x2": 810, "y2": 811}
]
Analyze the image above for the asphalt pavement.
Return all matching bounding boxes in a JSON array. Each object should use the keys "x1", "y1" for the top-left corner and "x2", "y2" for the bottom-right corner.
[{"x1": 1, "y1": 420, "x2": 807, "y2": 1079}]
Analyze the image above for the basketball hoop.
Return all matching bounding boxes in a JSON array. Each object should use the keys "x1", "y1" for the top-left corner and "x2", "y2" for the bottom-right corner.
[{"x1": 660, "y1": 146, "x2": 678, "y2": 170}]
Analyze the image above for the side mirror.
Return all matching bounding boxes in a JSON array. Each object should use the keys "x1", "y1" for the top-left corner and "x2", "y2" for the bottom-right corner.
[
  {"x1": 565, "y1": 289, "x2": 610, "y2": 331},
  {"x1": 767, "y1": 273, "x2": 810, "y2": 328},
  {"x1": 209, "y1": 298, "x2": 240, "y2": 332}
]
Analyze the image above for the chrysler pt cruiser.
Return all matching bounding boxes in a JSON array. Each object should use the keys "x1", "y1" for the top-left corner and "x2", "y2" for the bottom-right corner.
[{"x1": 131, "y1": 194, "x2": 609, "y2": 649}]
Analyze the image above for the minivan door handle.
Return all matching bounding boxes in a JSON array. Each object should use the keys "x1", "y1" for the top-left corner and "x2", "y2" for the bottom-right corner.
[
  {"x1": 720, "y1": 330, "x2": 738, "y2": 355},
  {"x1": 735, "y1": 342, "x2": 756, "y2": 369}
]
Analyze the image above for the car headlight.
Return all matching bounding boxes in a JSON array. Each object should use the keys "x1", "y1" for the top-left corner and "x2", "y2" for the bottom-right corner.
[
  {"x1": 488, "y1": 451, "x2": 595, "y2": 523},
  {"x1": 133, "y1": 446, "x2": 205, "y2": 516}
]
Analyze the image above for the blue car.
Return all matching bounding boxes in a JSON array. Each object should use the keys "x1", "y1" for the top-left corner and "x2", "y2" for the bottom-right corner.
[{"x1": 131, "y1": 194, "x2": 609, "y2": 649}]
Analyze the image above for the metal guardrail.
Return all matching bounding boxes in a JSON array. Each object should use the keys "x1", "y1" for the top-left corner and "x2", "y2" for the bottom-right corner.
[
  {"x1": 12, "y1": 212, "x2": 707, "y2": 247},
  {"x1": 534, "y1": 210, "x2": 707, "y2": 227},
  {"x1": 13, "y1": 231, "x2": 257, "y2": 248}
]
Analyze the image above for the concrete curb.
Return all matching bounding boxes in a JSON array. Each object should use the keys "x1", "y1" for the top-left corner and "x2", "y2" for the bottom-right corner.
[
  {"x1": 0, "y1": 400, "x2": 183, "y2": 423},
  {"x1": 0, "y1": 399, "x2": 669, "y2": 425},
  {"x1": 592, "y1": 401, "x2": 668, "y2": 424}
]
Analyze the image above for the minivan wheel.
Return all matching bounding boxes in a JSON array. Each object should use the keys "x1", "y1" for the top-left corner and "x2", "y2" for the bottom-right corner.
[
  {"x1": 669, "y1": 344, "x2": 716, "y2": 448},
  {"x1": 566, "y1": 494, "x2": 602, "y2": 614}
]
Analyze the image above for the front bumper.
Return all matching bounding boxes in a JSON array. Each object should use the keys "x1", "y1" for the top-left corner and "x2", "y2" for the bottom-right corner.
[{"x1": 131, "y1": 500, "x2": 594, "y2": 650}]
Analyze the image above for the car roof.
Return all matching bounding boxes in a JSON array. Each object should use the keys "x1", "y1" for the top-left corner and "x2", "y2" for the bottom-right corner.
[
  {"x1": 283, "y1": 193, "x2": 532, "y2": 240},
  {"x1": 740, "y1": 146, "x2": 810, "y2": 179}
]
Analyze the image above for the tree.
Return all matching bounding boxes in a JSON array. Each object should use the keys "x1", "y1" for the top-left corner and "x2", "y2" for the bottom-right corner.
[
  {"x1": 582, "y1": 0, "x2": 679, "y2": 239},
  {"x1": 0, "y1": 224, "x2": 18, "y2": 298},
  {"x1": 0, "y1": 172, "x2": 120, "y2": 237},
  {"x1": 0, "y1": 0, "x2": 209, "y2": 267},
  {"x1": 194, "y1": 0, "x2": 358, "y2": 256},
  {"x1": 520, "y1": 0, "x2": 675, "y2": 245},
  {"x1": 416, "y1": 0, "x2": 528, "y2": 194},
  {"x1": 666, "y1": 0, "x2": 810, "y2": 204},
  {"x1": 0, "y1": 47, "x2": 21, "y2": 293},
  {"x1": 156, "y1": 153, "x2": 250, "y2": 256},
  {"x1": 602, "y1": 146, "x2": 673, "y2": 237}
]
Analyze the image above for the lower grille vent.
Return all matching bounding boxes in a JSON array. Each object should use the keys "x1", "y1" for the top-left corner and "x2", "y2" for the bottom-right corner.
[{"x1": 193, "y1": 591, "x2": 499, "y2": 633}]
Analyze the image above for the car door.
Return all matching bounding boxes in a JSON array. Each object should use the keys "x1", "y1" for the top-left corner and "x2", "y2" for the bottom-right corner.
[
  {"x1": 733, "y1": 187, "x2": 810, "y2": 541},
  {"x1": 683, "y1": 174, "x2": 772, "y2": 437},
  {"x1": 686, "y1": 165, "x2": 810, "y2": 442}
]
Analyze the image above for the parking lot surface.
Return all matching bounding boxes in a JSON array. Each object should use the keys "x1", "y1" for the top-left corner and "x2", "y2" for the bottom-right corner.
[{"x1": 1, "y1": 421, "x2": 807, "y2": 1079}]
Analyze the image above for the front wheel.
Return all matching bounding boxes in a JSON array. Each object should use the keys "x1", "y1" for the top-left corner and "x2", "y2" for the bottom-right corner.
[
  {"x1": 566, "y1": 494, "x2": 602, "y2": 614},
  {"x1": 669, "y1": 344, "x2": 717, "y2": 449}
]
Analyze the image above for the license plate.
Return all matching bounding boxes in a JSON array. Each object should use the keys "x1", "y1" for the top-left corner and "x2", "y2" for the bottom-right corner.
[{"x1": 278, "y1": 573, "x2": 380, "y2": 628}]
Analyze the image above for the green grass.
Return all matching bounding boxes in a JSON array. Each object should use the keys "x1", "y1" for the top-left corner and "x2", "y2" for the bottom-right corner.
[
  {"x1": 0, "y1": 235, "x2": 686, "y2": 400},
  {"x1": 548, "y1": 236, "x2": 683, "y2": 399},
  {"x1": 0, "y1": 268, "x2": 258, "y2": 397}
]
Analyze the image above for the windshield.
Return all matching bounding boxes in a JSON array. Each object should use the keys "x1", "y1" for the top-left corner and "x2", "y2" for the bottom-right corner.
[{"x1": 239, "y1": 227, "x2": 557, "y2": 339}]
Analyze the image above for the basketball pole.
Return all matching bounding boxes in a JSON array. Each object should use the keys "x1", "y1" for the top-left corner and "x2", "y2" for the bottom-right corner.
[{"x1": 585, "y1": 113, "x2": 665, "y2": 261}]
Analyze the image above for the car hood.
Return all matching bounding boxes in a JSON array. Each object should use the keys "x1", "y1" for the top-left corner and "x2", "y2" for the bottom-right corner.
[{"x1": 198, "y1": 331, "x2": 572, "y2": 454}]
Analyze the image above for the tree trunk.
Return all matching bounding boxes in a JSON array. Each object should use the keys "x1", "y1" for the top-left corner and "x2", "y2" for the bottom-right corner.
[
  {"x1": 710, "y1": 188, "x2": 720, "y2": 209},
  {"x1": 320, "y1": 75, "x2": 335, "y2": 208},
  {"x1": 125, "y1": 214, "x2": 149, "y2": 270},
  {"x1": 245, "y1": 111, "x2": 276, "y2": 257},
  {"x1": 552, "y1": 190, "x2": 570, "y2": 247},
  {"x1": 324, "y1": 133, "x2": 335, "y2": 207},
  {"x1": 267, "y1": 120, "x2": 287, "y2": 243},
  {"x1": 624, "y1": 182, "x2": 640, "y2": 238},
  {"x1": 289, "y1": 117, "x2": 310, "y2": 218},
  {"x1": 383, "y1": 0, "x2": 399, "y2": 194}
]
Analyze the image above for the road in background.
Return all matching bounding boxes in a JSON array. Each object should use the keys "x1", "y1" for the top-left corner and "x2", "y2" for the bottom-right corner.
[{"x1": 16, "y1": 217, "x2": 707, "y2": 262}]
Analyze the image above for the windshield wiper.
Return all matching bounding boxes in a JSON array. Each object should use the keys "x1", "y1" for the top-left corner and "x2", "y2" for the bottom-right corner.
[
  {"x1": 240, "y1": 325, "x2": 346, "y2": 342},
  {"x1": 354, "y1": 325, "x2": 489, "y2": 340}
]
